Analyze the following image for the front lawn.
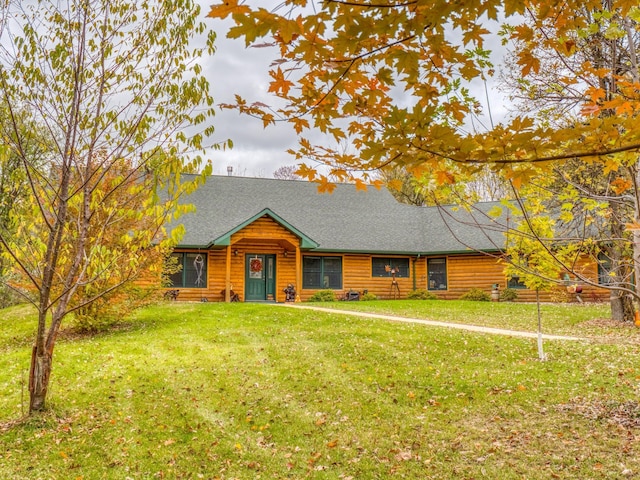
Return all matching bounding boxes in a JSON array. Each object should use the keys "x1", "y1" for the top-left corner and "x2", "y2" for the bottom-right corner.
[
  {"x1": 312, "y1": 299, "x2": 626, "y2": 338},
  {"x1": 0, "y1": 301, "x2": 638, "y2": 479}
]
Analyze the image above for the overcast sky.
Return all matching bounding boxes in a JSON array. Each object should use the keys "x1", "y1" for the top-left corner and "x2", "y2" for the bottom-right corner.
[
  {"x1": 202, "y1": 12, "x2": 300, "y2": 178},
  {"x1": 200, "y1": 5, "x2": 512, "y2": 179}
]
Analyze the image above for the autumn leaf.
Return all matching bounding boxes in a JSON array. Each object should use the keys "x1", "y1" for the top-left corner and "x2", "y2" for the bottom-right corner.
[
  {"x1": 517, "y1": 50, "x2": 540, "y2": 76},
  {"x1": 436, "y1": 170, "x2": 455, "y2": 185},
  {"x1": 268, "y1": 67, "x2": 294, "y2": 96},
  {"x1": 207, "y1": 1, "x2": 250, "y2": 19},
  {"x1": 611, "y1": 177, "x2": 632, "y2": 195},
  {"x1": 354, "y1": 178, "x2": 368, "y2": 191},
  {"x1": 625, "y1": 222, "x2": 640, "y2": 231}
]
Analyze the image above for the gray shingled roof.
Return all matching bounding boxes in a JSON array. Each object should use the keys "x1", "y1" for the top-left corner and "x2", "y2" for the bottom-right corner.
[{"x1": 170, "y1": 175, "x2": 508, "y2": 254}]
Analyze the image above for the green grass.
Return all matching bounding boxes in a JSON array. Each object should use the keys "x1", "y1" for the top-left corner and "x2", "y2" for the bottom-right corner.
[
  {"x1": 314, "y1": 299, "x2": 628, "y2": 338},
  {"x1": 1, "y1": 301, "x2": 639, "y2": 479}
]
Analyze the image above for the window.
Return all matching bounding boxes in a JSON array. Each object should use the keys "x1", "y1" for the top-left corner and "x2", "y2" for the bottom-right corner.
[
  {"x1": 507, "y1": 275, "x2": 526, "y2": 289},
  {"x1": 168, "y1": 252, "x2": 207, "y2": 288},
  {"x1": 372, "y1": 258, "x2": 409, "y2": 277},
  {"x1": 598, "y1": 252, "x2": 614, "y2": 285},
  {"x1": 427, "y1": 258, "x2": 447, "y2": 291},
  {"x1": 303, "y1": 256, "x2": 342, "y2": 289}
]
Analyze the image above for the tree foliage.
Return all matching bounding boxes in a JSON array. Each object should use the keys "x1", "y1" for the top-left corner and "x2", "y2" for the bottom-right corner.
[
  {"x1": 209, "y1": 1, "x2": 640, "y2": 187},
  {"x1": 0, "y1": 105, "x2": 45, "y2": 308},
  {"x1": 0, "y1": 0, "x2": 220, "y2": 412},
  {"x1": 497, "y1": 2, "x2": 640, "y2": 319},
  {"x1": 209, "y1": 0, "x2": 640, "y2": 316},
  {"x1": 273, "y1": 164, "x2": 301, "y2": 180}
]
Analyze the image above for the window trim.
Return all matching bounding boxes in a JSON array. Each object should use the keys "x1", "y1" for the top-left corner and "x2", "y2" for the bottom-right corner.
[{"x1": 302, "y1": 255, "x2": 343, "y2": 290}]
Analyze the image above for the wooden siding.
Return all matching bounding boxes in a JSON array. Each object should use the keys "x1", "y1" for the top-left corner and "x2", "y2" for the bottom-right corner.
[
  {"x1": 424, "y1": 253, "x2": 609, "y2": 302},
  {"x1": 231, "y1": 216, "x2": 299, "y2": 248},
  {"x1": 298, "y1": 254, "x2": 422, "y2": 301},
  {"x1": 164, "y1": 216, "x2": 609, "y2": 303}
]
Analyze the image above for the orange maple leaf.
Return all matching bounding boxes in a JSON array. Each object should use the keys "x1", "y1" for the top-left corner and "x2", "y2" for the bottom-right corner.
[
  {"x1": 436, "y1": 170, "x2": 455, "y2": 185},
  {"x1": 354, "y1": 178, "x2": 368, "y2": 191},
  {"x1": 268, "y1": 67, "x2": 294, "y2": 96},
  {"x1": 207, "y1": 1, "x2": 250, "y2": 19},
  {"x1": 517, "y1": 51, "x2": 540, "y2": 76},
  {"x1": 611, "y1": 177, "x2": 632, "y2": 195}
]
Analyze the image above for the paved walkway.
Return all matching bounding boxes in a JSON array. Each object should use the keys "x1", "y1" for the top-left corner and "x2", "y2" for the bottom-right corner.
[{"x1": 277, "y1": 304, "x2": 586, "y2": 341}]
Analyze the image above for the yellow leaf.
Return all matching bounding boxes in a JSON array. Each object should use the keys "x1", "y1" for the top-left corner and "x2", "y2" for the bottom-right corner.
[
  {"x1": 436, "y1": 170, "x2": 455, "y2": 185},
  {"x1": 327, "y1": 439, "x2": 339, "y2": 448},
  {"x1": 275, "y1": 17, "x2": 303, "y2": 45},
  {"x1": 388, "y1": 179, "x2": 403, "y2": 192}
]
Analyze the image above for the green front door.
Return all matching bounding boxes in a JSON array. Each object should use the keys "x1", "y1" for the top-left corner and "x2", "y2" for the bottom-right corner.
[{"x1": 245, "y1": 254, "x2": 276, "y2": 301}]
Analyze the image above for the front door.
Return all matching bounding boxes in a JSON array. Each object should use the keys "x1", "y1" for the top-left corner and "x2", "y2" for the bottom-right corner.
[{"x1": 245, "y1": 254, "x2": 276, "y2": 301}]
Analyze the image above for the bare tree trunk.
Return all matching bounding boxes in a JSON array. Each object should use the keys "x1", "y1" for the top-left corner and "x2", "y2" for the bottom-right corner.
[
  {"x1": 610, "y1": 290, "x2": 634, "y2": 323},
  {"x1": 608, "y1": 197, "x2": 635, "y2": 322},
  {"x1": 28, "y1": 343, "x2": 52, "y2": 412}
]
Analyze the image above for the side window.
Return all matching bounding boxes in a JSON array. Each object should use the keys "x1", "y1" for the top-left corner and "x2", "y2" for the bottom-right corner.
[
  {"x1": 427, "y1": 258, "x2": 447, "y2": 291},
  {"x1": 507, "y1": 275, "x2": 526, "y2": 289},
  {"x1": 303, "y1": 256, "x2": 342, "y2": 289},
  {"x1": 598, "y1": 252, "x2": 613, "y2": 285},
  {"x1": 371, "y1": 258, "x2": 410, "y2": 277},
  {"x1": 168, "y1": 252, "x2": 207, "y2": 288}
]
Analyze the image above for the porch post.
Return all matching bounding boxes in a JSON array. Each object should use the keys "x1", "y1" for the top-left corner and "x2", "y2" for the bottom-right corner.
[
  {"x1": 225, "y1": 245, "x2": 232, "y2": 302},
  {"x1": 295, "y1": 245, "x2": 301, "y2": 302}
]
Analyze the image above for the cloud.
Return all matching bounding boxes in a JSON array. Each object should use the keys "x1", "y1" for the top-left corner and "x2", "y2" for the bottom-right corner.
[
  {"x1": 198, "y1": 4, "x2": 513, "y2": 178},
  {"x1": 200, "y1": 13, "x2": 300, "y2": 177}
]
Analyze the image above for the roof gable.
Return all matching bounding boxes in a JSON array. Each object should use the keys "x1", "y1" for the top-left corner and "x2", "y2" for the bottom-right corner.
[{"x1": 210, "y1": 208, "x2": 319, "y2": 249}]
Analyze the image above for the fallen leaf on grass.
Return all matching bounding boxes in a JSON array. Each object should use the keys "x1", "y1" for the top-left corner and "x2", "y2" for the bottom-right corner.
[{"x1": 394, "y1": 450, "x2": 412, "y2": 461}]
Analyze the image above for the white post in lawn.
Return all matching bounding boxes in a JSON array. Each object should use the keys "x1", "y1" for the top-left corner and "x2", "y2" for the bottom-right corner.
[{"x1": 536, "y1": 288, "x2": 546, "y2": 361}]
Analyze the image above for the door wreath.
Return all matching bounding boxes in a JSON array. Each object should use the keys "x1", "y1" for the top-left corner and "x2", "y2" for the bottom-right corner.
[{"x1": 250, "y1": 257, "x2": 263, "y2": 273}]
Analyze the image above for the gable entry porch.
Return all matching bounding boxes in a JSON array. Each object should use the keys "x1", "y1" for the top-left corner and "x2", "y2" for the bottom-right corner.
[{"x1": 216, "y1": 209, "x2": 318, "y2": 303}]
